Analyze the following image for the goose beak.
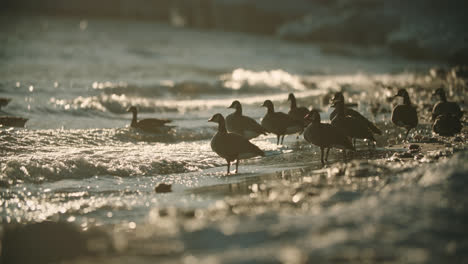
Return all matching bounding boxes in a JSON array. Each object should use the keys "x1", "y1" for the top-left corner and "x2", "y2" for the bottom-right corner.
[
  {"x1": 208, "y1": 117, "x2": 215, "y2": 122},
  {"x1": 304, "y1": 114, "x2": 310, "y2": 120}
]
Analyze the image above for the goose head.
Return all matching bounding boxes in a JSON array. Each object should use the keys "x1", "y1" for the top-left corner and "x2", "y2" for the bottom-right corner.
[
  {"x1": 208, "y1": 113, "x2": 224, "y2": 124},
  {"x1": 228, "y1": 100, "x2": 241, "y2": 110},
  {"x1": 127, "y1": 106, "x2": 137, "y2": 114},
  {"x1": 261, "y1": 100, "x2": 274, "y2": 111},
  {"x1": 305, "y1": 109, "x2": 321, "y2": 123},
  {"x1": 394, "y1": 89, "x2": 409, "y2": 98},
  {"x1": 331, "y1": 92, "x2": 344, "y2": 103}
]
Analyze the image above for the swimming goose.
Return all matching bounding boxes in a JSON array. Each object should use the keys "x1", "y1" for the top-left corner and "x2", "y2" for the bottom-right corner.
[
  {"x1": 127, "y1": 106, "x2": 173, "y2": 133},
  {"x1": 0, "y1": 98, "x2": 11, "y2": 110},
  {"x1": 261, "y1": 100, "x2": 303, "y2": 145},
  {"x1": 287, "y1": 93, "x2": 310, "y2": 128},
  {"x1": 304, "y1": 109, "x2": 354, "y2": 165},
  {"x1": 209, "y1": 113, "x2": 264, "y2": 174},
  {"x1": 0, "y1": 116, "x2": 28, "y2": 127},
  {"x1": 330, "y1": 99, "x2": 376, "y2": 146},
  {"x1": 330, "y1": 92, "x2": 382, "y2": 135},
  {"x1": 391, "y1": 89, "x2": 418, "y2": 140},
  {"x1": 432, "y1": 87, "x2": 463, "y2": 121},
  {"x1": 432, "y1": 114, "x2": 462, "y2": 136},
  {"x1": 226, "y1": 100, "x2": 267, "y2": 140}
]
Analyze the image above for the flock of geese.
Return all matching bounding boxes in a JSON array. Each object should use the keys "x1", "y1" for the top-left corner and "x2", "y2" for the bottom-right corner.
[
  {"x1": 205, "y1": 87, "x2": 463, "y2": 173},
  {"x1": 1, "y1": 87, "x2": 463, "y2": 174}
]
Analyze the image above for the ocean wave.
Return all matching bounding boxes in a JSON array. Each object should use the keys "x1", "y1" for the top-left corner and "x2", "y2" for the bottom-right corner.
[{"x1": 0, "y1": 142, "x2": 221, "y2": 184}]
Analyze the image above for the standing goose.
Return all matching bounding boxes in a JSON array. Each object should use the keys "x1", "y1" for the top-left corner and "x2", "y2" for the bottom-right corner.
[
  {"x1": 304, "y1": 109, "x2": 355, "y2": 165},
  {"x1": 0, "y1": 116, "x2": 28, "y2": 127},
  {"x1": 432, "y1": 87, "x2": 463, "y2": 121},
  {"x1": 0, "y1": 98, "x2": 11, "y2": 110},
  {"x1": 432, "y1": 114, "x2": 462, "y2": 136},
  {"x1": 391, "y1": 89, "x2": 418, "y2": 140},
  {"x1": 209, "y1": 113, "x2": 264, "y2": 174},
  {"x1": 261, "y1": 100, "x2": 303, "y2": 145},
  {"x1": 226, "y1": 100, "x2": 267, "y2": 140},
  {"x1": 287, "y1": 93, "x2": 310, "y2": 128},
  {"x1": 330, "y1": 92, "x2": 382, "y2": 135},
  {"x1": 330, "y1": 99, "x2": 376, "y2": 146},
  {"x1": 127, "y1": 106, "x2": 173, "y2": 133}
]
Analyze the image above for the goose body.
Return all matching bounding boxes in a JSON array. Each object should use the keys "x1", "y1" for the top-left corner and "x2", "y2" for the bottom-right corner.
[
  {"x1": 261, "y1": 100, "x2": 303, "y2": 145},
  {"x1": 0, "y1": 116, "x2": 28, "y2": 128},
  {"x1": 287, "y1": 93, "x2": 310, "y2": 128},
  {"x1": 431, "y1": 88, "x2": 463, "y2": 121},
  {"x1": 432, "y1": 114, "x2": 462, "y2": 136},
  {"x1": 330, "y1": 92, "x2": 382, "y2": 135},
  {"x1": 226, "y1": 100, "x2": 267, "y2": 140},
  {"x1": 0, "y1": 98, "x2": 11, "y2": 110},
  {"x1": 127, "y1": 106, "x2": 173, "y2": 133},
  {"x1": 391, "y1": 89, "x2": 418, "y2": 140},
  {"x1": 209, "y1": 113, "x2": 264, "y2": 174},
  {"x1": 304, "y1": 110, "x2": 354, "y2": 164},
  {"x1": 330, "y1": 100, "x2": 376, "y2": 144}
]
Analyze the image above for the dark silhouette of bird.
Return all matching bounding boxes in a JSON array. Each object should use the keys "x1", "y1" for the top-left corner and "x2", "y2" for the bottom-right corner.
[
  {"x1": 226, "y1": 100, "x2": 267, "y2": 140},
  {"x1": 330, "y1": 92, "x2": 382, "y2": 135},
  {"x1": 432, "y1": 87, "x2": 463, "y2": 121},
  {"x1": 209, "y1": 113, "x2": 264, "y2": 174},
  {"x1": 304, "y1": 109, "x2": 354, "y2": 165},
  {"x1": 127, "y1": 106, "x2": 173, "y2": 133},
  {"x1": 287, "y1": 93, "x2": 310, "y2": 128},
  {"x1": 330, "y1": 99, "x2": 376, "y2": 147},
  {"x1": 0, "y1": 98, "x2": 11, "y2": 110},
  {"x1": 261, "y1": 100, "x2": 303, "y2": 145},
  {"x1": 0, "y1": 116, "x2": 28, "y2": 127},
  {"x1": 391, "y1": 89, "x2": 418, "y2": 140},
  {"x1": 432, "y1": 114, "x2": 462, "y2": 136}
]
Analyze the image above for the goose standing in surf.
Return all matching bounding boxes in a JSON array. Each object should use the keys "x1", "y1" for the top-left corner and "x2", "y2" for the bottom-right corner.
[
  {"x1": 261, "y1": 100, "x2": 303, "y2": 145},
  {"x1": 209, "y1": 113, "x2": 264, "y2": 174},
  {"x1": 330, "y1": 99, "x2": 376, "y2": 148},
  {"x1": 391, "y1": 89, "x2": 418, "y2": 140},
  {"x1": 304, "y1": 109, "x2": 355, "y2": 165},
  {"x1": 287, "y1": 93, "x2": 310, "y2": 128},
  {"x1": 431, "y1": 87, "x2": 463, "y2": 121},
  {"x1": 226, "y1": 100, "x2": 267, "y2": 140},
  {"x1": 127, "y1": 106, "x2": 174, "y2": 133}
]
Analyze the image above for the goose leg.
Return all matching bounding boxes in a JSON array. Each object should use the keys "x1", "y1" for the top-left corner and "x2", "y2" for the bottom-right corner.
[
  {"x1": 235, "y1": 159, "x2": 239, "y2": 174},
  {"x1": 343, "y1": 150, "x2": 347, "y2": 162},
  {"x1": 325, "y1": 148, "x2": 330, "y2": 162},
  {"x1": 320, "y1": 147, "x2": 325, "y2": 165},
  {"x1": 353, "y1": 138, "x2": 356, "y2": 148},
  {"x1": 227, "y1": 161, "x2": 231, "y2": 174},
  {"x1": 276, "y1": 135, "x2": 280, "y2": 145},
  {"x1": 404, "y1": 128, "x2": 411, "y2": 141},
  {"x1": 281, "y1": 135, "x2": 285, "y2": 144}
]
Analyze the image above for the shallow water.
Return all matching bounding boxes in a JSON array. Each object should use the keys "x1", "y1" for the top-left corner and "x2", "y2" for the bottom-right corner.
[{"x1": 1, "y1": 16, "x2": 467, "y2": 263}]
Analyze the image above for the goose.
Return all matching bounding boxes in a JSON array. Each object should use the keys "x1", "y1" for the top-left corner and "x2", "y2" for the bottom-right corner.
[
  {"x1": 432, "y1": 114, "x2": 462, "y2": 137},
  {"x1": 432, "y1": 87, "x2": 463, "y2": 121},
  {"x1": 260, "y1": 100, "x2": 303, "y2": 145},
  {"x1": 330, "y1": 99, "x2": 376, "y2": 146},
  {"x1": 209, "y1": 113, "x2": 264, "y2": 174},
  {"x1": 0, "y1": 116, "x2": 28, "y2": 128},
  {"x1": 0, "y1": 98, "x2": 11, "y2": 110},
  {"x1": 226, "y1": 100, "x2": 267, "y2": 140},
  {"x1": 391, "y1": 89, "x2": 418, "y2": 140},
  {"x1": 127, "y1": 106, "x2": 173, "y2": 133},
  {"x1": 287, "y1": 93, "x2": 310, "y2": 128},
  {"x1": 330, "y1": 92, "x2": 382, "y2": 135},
  {"x1": 304, "y1": 109, "x2": 354, "y2": 165}
]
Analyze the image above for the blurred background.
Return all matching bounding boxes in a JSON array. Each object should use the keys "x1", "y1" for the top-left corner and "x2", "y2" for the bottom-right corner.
[{"x1": 3, "y1": 0, "x2": 468, "y2": 64}]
